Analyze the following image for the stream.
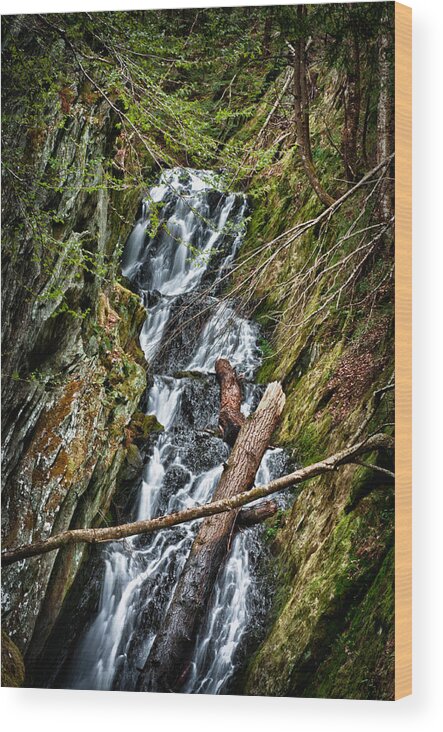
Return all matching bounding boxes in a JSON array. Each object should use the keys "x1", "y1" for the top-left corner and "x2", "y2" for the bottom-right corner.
[{"x1": 66, "y1": 169, "x2": 287, "y2": 694}]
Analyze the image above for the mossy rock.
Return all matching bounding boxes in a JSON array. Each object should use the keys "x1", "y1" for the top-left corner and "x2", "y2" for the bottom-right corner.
[
  {"x1": 119, "y1": 443, "x2": 144, "y2": 483},
  {"x1": 112, "y1": 282, "x2": 146, "y2": 333},
  {"x1": 127, "y1": 411, "x2": 163, "y2": 445},
  {"x1": 302, "y1": 547, "x2": 395, "y2": 700},
  {"x1": 1, "y1": 631, "x2": 25, "y2": 687},
  {"x1": 243, "y1": 480, "x2": 394, "y2": 698}
]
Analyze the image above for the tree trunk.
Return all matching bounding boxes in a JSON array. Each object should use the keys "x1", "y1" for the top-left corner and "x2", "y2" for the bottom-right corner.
[
  {"x1": 361, "y1": 79, "x2": 372, "y2": 168},
  {"x1": 342, "y1": 34, "x2": 361, "y2": 181},
  {"x1": 292, "y1": 5, "x2": 334, "y2": 208},
  {"x1": 377, "y1": 8, "x2": 392, "y2": 222},
  {"x1": 215, "y1": 358, "x2": 245, "y2": 446},
  {"x1": 262, "y1": 11, "x2": 273, "y2": 58},
  {"x1": 137, "y1": 381, "x2": 286, "y2": 692}
]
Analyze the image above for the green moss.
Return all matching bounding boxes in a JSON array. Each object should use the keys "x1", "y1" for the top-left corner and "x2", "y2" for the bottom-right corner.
[
  {"x1": 303, "y1": 547, "x2": 395, "y2": 700},
  {"x1": 291, "y1": 414, "x2": 332, "y2": 465},
  {"x1": 263, "y1": 509, "x2": 285, "y2": 543},
  {"x1": 257, "y1": 355, "x2": 279, "y2": 384},
  {"x1": 1, "y1": 631, "x2": 25, "y2": 687},
  {"x1": 173, "y1": 370, "x2": 207, "y2": 380},
  {"x1": 275, "y1": 342, "x2": 342, "y2": 453},
  {"x1": 229, "y1": 84, "x2": 395, "y2": 697},
  {"x1": 112, "y1": 282, "x2": 146, "y2": 343},
  {"x1": 127, "y1": 411, "x2": 163, "y2": 443},
  {"x1": 243, "y1": 475, "x2": 394, "y2": 698}
]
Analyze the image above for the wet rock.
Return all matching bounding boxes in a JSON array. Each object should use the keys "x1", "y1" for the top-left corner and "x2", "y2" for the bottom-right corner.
[
  {"x1": 127, "y1": 411, "x2": 163, "y2": 447},
  {"x1": 2, "y1": 275, "x2": 147, "y2": 663},
  {"x1": 152, "y1": 294, "x2": 215, "y2": 375},
  {"x1": 119, "y1": 444, "x2": 144, "y2": 483},
  {"x1": 158, "y1": 465, "x2": 193, "y2": 513},
  {"x1": 177, "y1": 375, "x2": 220, "y2": 431},
  {"x1": 28, "y1": 546, "x2": 107, "y2": 689},
  {"x1": 169, "y1": 429, "x2": 229, "y2": 475},
  {"x1": 145, "y1": 289, "x2": 162, "y2": 308}
]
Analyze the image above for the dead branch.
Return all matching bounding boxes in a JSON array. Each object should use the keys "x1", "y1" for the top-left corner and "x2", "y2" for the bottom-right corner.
[
  {"x1": 348, "y1": 375, "x2": 394, "y2": 446},
  {"x1": 215, "y1": 358, "x2": 246, "y2": 446},
  {"x1": 351, "y1": 461, "x2": 395, "y2": 480},
  {"x1": 150, "y1": 155, "x2": 394, "y2": 365},
  {"x1": 236, "y1": 499, "x2": 279, "y2": 527},
  {"x1": 257, "y1": 68, "x2": 295, "y2": 143}
]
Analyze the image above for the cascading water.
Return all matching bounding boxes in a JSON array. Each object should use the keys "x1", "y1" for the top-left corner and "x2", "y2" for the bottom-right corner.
[{"x1": 65, "y1": 168, "x2": 287, "y2": 694}]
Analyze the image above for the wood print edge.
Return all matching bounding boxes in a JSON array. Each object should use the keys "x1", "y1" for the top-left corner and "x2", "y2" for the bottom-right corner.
[{"x1": 394, "y1": 0, "x2": 412, "y2": 701}]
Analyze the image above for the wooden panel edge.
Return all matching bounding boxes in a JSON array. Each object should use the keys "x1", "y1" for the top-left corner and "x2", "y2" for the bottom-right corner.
[{"x1": 394, "y1": 1, "x2": 412, "y2": 701}]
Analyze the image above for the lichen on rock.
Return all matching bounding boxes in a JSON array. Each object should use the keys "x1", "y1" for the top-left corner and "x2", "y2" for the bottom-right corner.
[{"x1": 1, "y1": 65, "x2": 151, "y2": 670}]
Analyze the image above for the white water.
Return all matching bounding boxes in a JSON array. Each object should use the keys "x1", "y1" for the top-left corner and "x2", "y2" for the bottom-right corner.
[
  {"x1": 66, "y1": 168, "x2": 285, "y2": 693},
  {"x1": 187, "y1": 300, "x2": 260, "y2": 378}
]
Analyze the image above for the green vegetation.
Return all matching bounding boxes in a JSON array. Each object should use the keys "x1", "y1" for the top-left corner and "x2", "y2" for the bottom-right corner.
[{"x1": 1, "y1": 631, "x2": 25, "y2": 688}]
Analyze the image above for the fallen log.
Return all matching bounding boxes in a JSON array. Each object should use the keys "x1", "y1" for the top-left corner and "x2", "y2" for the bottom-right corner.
[
  {"x1": 236, "y1": 499, "x2": 279, "y2": 528},
  {"x1": 0, "y1": 433, "x2": 393, "y2": 567},
  {"x1": 215, "y1": 357, "x2": 245, "y2": 446},
  {"x1": 137, "y1": 380, "x2": 286, "y2": 692}
]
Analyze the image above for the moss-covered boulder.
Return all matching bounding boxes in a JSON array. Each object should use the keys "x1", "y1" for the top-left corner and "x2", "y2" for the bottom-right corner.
[
  {"x1": 126, "y1": 411, "x2": 163, "y2": 446},
  {"x1": 1, "y1": 631, "x2": 25, "y2": 687}
]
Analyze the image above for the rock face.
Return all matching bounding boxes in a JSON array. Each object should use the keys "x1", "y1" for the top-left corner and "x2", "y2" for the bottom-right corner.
[
  {"x1": 1, "y1": 34, "x2": 152, "y2": 678},
  {"x1": 230, "y1": 105, "x2": 395, "y2": 698},
  {"x1": 244, "y1": 462, "x2": 394, "y2": 699},
  {"x1": 239, "y1": 309, "x2": 395, "y2": 700},
  {"x1": 2, "y1": 283, "x2": 148, "y2": 671}
]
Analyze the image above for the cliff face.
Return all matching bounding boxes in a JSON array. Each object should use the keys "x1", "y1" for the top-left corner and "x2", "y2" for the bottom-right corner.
[
  {"x1": 230, "y1": 71, "x2": 394, "y2": 698},
  {"x1": 1, "y1": 32, "x2": 151, "y2": 671},
  {"x1": 240, "y1": 231, "x2": 395, "y2": 697}
]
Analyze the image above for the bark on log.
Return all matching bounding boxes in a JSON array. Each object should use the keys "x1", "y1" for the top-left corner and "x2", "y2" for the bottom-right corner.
[
  {"x1": 137, "y1": 380, "x2": 286, "y2": 692},
  {"x1": 1, "y1": 433, "x2": 393, "y2": 567},
  {"x1": 215, "y1": 357, "x2": 245, "y2": 446},
  {"x1": 236, "y1": 499, "x2": 278, "y2": 528}
]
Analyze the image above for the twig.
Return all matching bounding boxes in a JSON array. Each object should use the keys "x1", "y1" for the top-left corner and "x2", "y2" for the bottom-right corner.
[{"x1": 352, "y1": 460, "x2": 395, "y2": 480}]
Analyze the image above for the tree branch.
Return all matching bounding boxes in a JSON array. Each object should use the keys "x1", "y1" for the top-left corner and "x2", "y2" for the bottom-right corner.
[
  {"x1": 351, "y1": 460, "x2": 395, "y2": 480},
  {"x1": 1, "y1": 433, "x2": 393, "y2": 567}
]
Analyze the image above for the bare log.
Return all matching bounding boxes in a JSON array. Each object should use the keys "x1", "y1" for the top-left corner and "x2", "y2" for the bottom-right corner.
[
  {"x1": 236, "y1": 499, "x2": 278, "y2": 528},
  {"x1": 137, "y1": 380, "x2": 286, "y2": 692},
  {"x1": 1, "y1": 433, "x2": 393, "y2": 568},
  {"x1": 215, "y1": 357, "x2": 245, "y2": 446}
]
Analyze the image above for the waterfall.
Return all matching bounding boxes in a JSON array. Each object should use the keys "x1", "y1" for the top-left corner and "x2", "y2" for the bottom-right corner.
[{"x1": 65, "y1": 168, "x2": 287, "y2": 694}]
